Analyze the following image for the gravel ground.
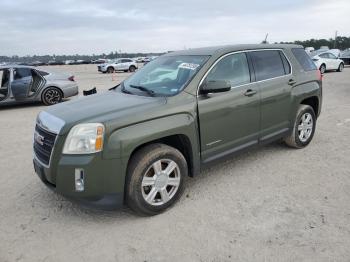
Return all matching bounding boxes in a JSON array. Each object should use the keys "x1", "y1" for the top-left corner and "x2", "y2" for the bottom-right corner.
[{"x1": 0, "y1": 65, "x2": 349, "y2": 262}]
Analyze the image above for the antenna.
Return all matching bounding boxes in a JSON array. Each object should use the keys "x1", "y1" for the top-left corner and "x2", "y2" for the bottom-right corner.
[{"x1": 262, "y1": 33, "x2": 269, "y2": 44}]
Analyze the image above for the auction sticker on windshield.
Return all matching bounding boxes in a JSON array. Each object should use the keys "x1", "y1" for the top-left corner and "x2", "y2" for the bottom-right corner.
[{"x1": 178, "y1": 63, "x2": 200, "y2": 70}]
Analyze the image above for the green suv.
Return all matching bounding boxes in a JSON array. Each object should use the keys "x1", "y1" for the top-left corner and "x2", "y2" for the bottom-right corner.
[{"x1": 33, "y1": 44, "x2": 322, "y2": 215}]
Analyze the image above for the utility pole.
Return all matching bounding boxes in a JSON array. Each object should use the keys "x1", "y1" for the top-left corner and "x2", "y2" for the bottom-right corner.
[{"x1": 334, "y1": 30, "x2": 338, "y2": 49}]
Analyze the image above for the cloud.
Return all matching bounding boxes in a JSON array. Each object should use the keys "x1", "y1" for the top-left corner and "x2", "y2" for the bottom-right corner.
[{"x1": 0, "y1": 0, "x2": 349, "y2": 55}]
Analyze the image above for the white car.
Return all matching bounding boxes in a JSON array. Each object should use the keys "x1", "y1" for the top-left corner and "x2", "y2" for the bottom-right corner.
[
  {"x1": 311, "y1": 52, "x2": 344, "y2": 74},
  {"x1": 97, "y1": 58, "x2": 138, "y2": 73}
]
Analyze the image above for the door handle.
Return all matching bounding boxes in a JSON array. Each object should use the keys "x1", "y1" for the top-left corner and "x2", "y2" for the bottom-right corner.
[
  {"x1": 288, "y1": 79, "x2": 297, "y2": 85},
  {"x1": 244, "y1": 89, "x2": 257, "y2": 97}
]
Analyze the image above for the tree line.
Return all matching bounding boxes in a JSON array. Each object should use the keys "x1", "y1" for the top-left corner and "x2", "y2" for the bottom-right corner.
[
  {"x1": 279, "y1": 36, "x2": 350, "y2": 50},
  {"x1": 0, "y1": 51, "x2": 165, "y2": 63},
  {"x1": 1, "y1": 36, "x2": 349, "y2": 63}
]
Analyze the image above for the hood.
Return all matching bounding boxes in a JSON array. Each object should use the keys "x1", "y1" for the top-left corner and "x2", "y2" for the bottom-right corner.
[{"x1": 44, "y1": 90, "x2": 166, "y2": 135}]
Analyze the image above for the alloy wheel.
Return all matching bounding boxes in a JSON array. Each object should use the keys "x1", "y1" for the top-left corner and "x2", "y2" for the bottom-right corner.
[
  {"x1": 44, "y1": 89, "x2": 61, "y2": 105},
  {"x1": 141, "y1": 159, "x2": 181, "y2": 206},
  {"x1": 320, "y1": 65, "x2": 326, "y2": 74},
  {"x1": 298, "y1": 112, "x2": 313, "y2": 142}
]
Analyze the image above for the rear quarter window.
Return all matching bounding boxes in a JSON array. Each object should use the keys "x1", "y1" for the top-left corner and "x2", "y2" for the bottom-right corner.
[
  {"x1": 291, "y1": 48, "x2": 317, "y2": 71},
  {"x1": 37, "y1": 70, "x2": 49, "y2": 76}
]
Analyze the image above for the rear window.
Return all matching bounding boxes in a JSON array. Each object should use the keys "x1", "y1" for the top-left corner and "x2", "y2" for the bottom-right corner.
[
  {"x1": 250, "y1": 50, "x2": 287, "y2": 81},
  {"x1": 37, "y1": 70, "x2": 49, "y2": 76},
  {"x1": 291, "y1": 48, "x2": 317, "y2": 71}
]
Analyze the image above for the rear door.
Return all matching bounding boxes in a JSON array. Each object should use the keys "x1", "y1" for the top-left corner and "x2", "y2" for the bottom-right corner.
[
  {"x1": 319, "y1": 53, "x2": 333, "y2": 69},
  {"x1": 11, "y1": 67, "x2": 33, "y2": 101},
  {"x1": 248, "y1": 50, "x2": 293, "y2": 141},
  {"x1": 326, "y1": 53, "x2": 339, "y2": 69},
  {"x1": 121, "y1": 59, "x2": 132, "y2": 70},
  {"x1": 198, "y1": 52, "x2": 260, "y2": 162},
  {"x1": 29, "y1": 69, "x2": 46, "y2": 97}
]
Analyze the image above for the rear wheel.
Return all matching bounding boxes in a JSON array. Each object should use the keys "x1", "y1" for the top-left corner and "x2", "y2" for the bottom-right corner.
[
  {"x1": 126, "y1": 143, "x2": 187, "y2": 216},
  {"x1": 107, "y1": 67, "x2": 114, "y2": 73},
  {"x1": 284, "y1": 105, "x2": 316, "y2": 148},
  {"x1": 129, "y1": 65, "x2": 136, "y2": 72},
  {"x1": 337, "y1": 63, "x2": 344, "y2": 72},
  {"x1": 319, "y1": 64, "x2": 326, "y2": 74},
  {"x1": 42, "y1": 87, "x2": 63, "y2": 106}
]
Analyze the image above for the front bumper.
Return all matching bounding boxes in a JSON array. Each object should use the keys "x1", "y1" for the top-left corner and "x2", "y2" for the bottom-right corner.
[
  {"x1": 33, "y1": 153, "x2": 126, "y2": 209},
  {"x1": 97, "y1": 66, "x2": 107, "y2": 72}
]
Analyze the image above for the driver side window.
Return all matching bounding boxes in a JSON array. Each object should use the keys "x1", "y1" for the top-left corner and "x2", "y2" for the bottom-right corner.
[{"x1": 206, "y1": 53, "x2": 250, "y2": 87}]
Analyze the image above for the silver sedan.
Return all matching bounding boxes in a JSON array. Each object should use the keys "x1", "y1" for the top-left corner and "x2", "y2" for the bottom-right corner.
[{"x1": 0, "y1": 65, "x2": 78, "y2": 106}]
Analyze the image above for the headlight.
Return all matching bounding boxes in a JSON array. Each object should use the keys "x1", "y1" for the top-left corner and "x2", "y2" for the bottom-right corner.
[{"x1": 63, "y1": 123, "x2": 105, "y2": 154}]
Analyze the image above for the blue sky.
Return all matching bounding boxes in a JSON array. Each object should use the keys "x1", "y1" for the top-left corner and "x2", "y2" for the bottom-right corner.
[{"x1": 0, "y1": 0, "x2": 349, "y2": 55}]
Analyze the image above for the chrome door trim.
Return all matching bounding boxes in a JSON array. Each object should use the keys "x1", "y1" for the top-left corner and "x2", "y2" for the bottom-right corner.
[{"x1": 196, "y1": 48, "x2": 293, "y2": 96}]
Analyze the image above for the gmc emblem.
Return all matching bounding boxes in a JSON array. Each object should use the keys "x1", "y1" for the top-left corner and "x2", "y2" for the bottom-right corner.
[{"x1": 34, "y1": 132, "x2": 45, "y2": 146}]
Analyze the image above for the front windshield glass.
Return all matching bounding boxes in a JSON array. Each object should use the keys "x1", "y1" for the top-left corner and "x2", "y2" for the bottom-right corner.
[{"x1": 123, "y1": 55, "x2": 209, "y2": 96}]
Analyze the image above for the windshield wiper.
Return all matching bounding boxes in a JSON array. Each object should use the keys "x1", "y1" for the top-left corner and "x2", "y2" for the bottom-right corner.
[{"x1": 129, "y1": 85, "x2": 155, "y2": 97}]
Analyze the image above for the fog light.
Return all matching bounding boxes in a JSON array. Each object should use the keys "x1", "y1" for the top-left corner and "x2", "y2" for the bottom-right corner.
[{"x1": 75, "y1": 168, "x2": 85, "y2": 192}]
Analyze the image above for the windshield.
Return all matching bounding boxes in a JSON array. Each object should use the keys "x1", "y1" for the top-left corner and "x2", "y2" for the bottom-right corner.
[{"x1": 123, "y1": 55, "x2": 209, "y2": 96}]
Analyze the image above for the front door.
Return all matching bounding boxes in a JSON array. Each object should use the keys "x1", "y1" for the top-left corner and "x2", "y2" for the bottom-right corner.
[
  {"x1": 198, "y1": 52, "x2": 260, "y2": 162},
  {"x1": 0, "y1": 69, "x2": 11, "y2": 102},
  {"x1": 327, "y1": 53, "x2": 339, "y2": 69}
]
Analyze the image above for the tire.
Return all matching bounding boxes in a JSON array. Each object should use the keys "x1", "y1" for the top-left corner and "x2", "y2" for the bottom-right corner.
[
  {"x1": 319, "y1": 64, "x2": 326, "y2": 74},
  {"x1": 126, "y1": 143, "x2": 187, "y2": 216},
  {"x1": 337, "y1": 63, "x2": 344, "y2": 72},
  {"x1": 284, "y1": 105, "x2": 316, "y2": 149},
  {"x1": 42, "y1": 87, "x2": 63, "y2": 106},
  {"x1": 129, "y1": 66, "x2": 136, "y2": 72},
  {"x1": 107, "y1": 67, "x2": 114, "y2": 73}
]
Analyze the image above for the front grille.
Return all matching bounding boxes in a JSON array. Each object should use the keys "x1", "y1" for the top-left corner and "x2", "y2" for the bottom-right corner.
[{"x1": 33, "y1": 124, "x2": 57, "y2": 166}]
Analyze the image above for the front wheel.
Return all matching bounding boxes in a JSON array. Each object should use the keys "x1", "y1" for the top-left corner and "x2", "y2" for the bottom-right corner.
[
  {"x1": 284, "y1": 105, "x2": 316, "y2": 148},
  {"x1": 42, "y1": 87, "x2": 63, "y2": 106},
  {"x1": 107, "y1": 67, "x2": 114, "y2": 73},
  {"x1": 337, "y1": 63, "x2": 344, "y2": 72},
  {"x1": 126, "y1": 144, "x2": 187, "y2": 216},
  {"x1": 129, "y1": 66, "x2": 136, "y2": 72}
]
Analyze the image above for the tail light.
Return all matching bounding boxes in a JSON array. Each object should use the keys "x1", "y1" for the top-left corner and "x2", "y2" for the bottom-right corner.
[
  {"x1": 317, "y1": 69, "x2": 323, "y2": 81},
  {"x1": 68, "y1": 76, "x2": 75, "y2": 81}
]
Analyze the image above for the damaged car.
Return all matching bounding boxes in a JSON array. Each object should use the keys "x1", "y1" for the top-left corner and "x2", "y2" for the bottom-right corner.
[{"x1": 0, "y1": 65, "x2": 78, "y2": 106}]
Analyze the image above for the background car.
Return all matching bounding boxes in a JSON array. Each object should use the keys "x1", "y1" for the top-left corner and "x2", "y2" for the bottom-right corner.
[
  {"x1": 98, "y1": 58, "x2": 138, "y2": 73},
  {"x1": 0, "y1": 65, "x2": 78, "y2": 106},
  {"x1": 311, "y1": 52, "x2": 344, "y2": 73}
]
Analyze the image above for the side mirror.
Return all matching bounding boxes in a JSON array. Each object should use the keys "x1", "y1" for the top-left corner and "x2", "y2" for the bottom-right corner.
[{"x1": 200, "y1": 80, "x2": 231, "y2": 94}]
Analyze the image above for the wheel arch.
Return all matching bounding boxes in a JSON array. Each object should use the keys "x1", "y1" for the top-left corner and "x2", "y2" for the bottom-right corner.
[
  {"x1": 104, "y1": 114, "x2": 201, "y2": 178},
  {"x1": 128, "y1": 134, "x2": 195, "y2": 177},
  {"x1": 300, "y1": 96, "x2": 319, "y2": 118}
]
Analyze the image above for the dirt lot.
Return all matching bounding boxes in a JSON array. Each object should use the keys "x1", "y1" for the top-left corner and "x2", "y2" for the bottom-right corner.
[{"x1": 0, "y1": 64, "x2": 349, "y2": 262}]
